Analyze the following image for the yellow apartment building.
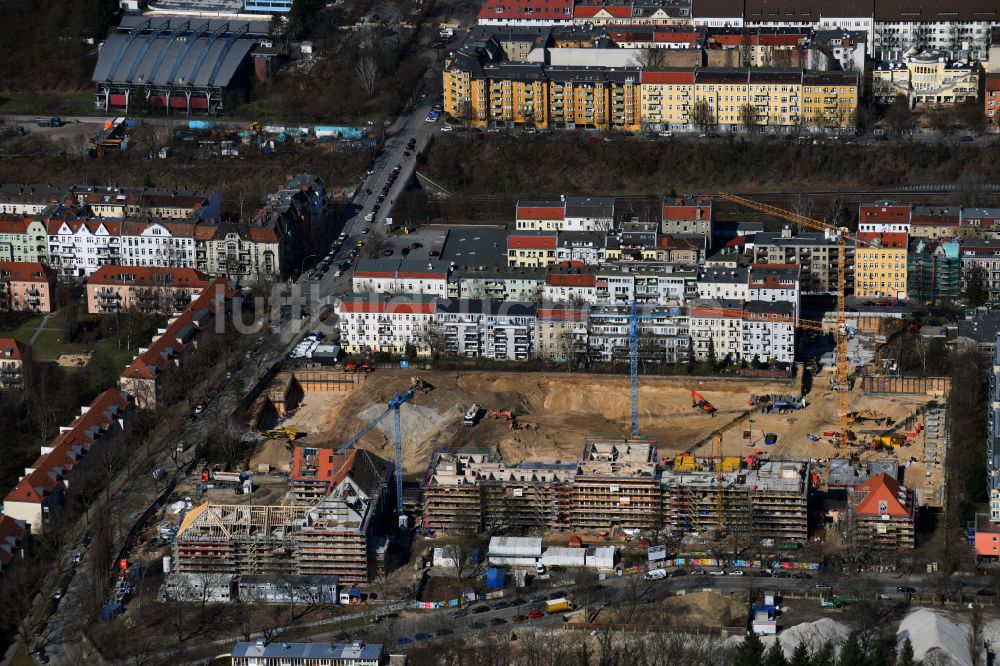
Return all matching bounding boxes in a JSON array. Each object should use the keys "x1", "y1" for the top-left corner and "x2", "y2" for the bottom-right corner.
[
  {"x1": 801, "y1": 71, "x2": 859, "y2": 128},
  {"x1": 639, "y1": 69, "x2": 695, "y2": 125},
  {"x1": 855, "y1": 231, "x2": 909, "y2": 300}
]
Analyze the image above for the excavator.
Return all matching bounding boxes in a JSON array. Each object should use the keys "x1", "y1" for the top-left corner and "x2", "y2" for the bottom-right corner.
[
  {"x1": 261, "y1": 427, "x2": 301, "y2": 441},
  {"x1": 691, "y1": 390, "x2": 717, "y2": 416},
  {"x1": 487, "y1": 408, "x2": 514, "y2": 420}
]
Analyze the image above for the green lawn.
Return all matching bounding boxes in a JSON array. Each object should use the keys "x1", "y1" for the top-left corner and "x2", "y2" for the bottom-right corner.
[
  {"x1": 8, "y1": 645, "x2": 34, "y2": 666},
  {"x1": 0, "y1": 310, "x2": 146, "y2": 368}
]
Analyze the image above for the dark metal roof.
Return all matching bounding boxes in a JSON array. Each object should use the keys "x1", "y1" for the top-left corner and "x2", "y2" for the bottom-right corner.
[{"x1": 94, "y1": 22, "x2": 257, "y2": 88}]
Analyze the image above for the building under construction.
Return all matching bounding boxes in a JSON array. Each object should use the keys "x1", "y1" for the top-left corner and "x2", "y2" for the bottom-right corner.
[
  {"x1": 174, "y1": 449, "x2": 392, "y2": 584},
  {"x1": 662, "y1": 456, "x2": 810, "y2": 542},
  {"x1": 421, "y1": 440, "x2": 810, "y2": 542}
]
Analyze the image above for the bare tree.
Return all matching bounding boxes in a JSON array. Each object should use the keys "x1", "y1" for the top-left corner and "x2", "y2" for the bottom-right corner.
[{"x1": 356, "y1": 55, "x2": 380, "y2": 99}]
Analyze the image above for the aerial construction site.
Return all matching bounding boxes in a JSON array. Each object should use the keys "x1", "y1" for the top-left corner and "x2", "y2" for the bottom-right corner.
[{"x1": 253, "y1": 365, "x2": 947, "y2": 519}]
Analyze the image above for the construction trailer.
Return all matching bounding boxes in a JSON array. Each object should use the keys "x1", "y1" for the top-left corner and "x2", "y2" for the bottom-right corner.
[{"x1": 174, "y1": 450, "x2": 393, "y2": 584}]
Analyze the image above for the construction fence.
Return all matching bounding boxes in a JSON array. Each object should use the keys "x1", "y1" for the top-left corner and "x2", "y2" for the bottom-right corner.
[{"x1": 861, "y1": 376, "x2": 951, "y2": 396}]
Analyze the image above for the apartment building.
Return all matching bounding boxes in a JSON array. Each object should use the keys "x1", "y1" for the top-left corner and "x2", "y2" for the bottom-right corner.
[
  {"x1": 747, "y1": 264, "x2": 800, "y2": 314},
  {"x1": 847, "y1": 472, "x2": 916, "y2": 550},
  {"x1": 571, "y1": 439, "x2": 662, "y2": 532},
  {"x1": 959, "y1": 239, "x2": 1000, "y2": 303},
  {"x1": 862, "y1": 203, "x2": 1000, "y2": 240},
  {"x1": 515, "y1": 196, "x2": 616, "y2": 232},
  {"x1": 2, "y1": 389, "x2": 132, "y2": 531},
  {"x1": 336, "y1": 295, "x2": 437, "y2": 356},
  {"x1": 752, "y1": 227, "x2": 852, "y2": 293},
  {"x1": 639, "y1": 69, "x2": 696, "y2": 126},
  {"x1": 705, "y1": 28, "x2": 811, "y2": 68},
  {"x1": 662, "y1": 458, "x2": 809, "y2": 542},
  {"x1": 988, "y1": 74, "x2": 1000, "y2": 131},
  {"x1": 0, "y1": 184, "x2": 64, "y2": 216},
  {"x1": 544, "y1": 269, "x2": 599, "y2": 303},
  {"x1": 435, "y1": 300, "x2": 536, "y2": 360},
  {"x1": 352, "y1": 259, "x2": 451, "y2": 297},
  {"x1": 697, "y1": 267, "x2": 748, "y2": 300},
  {"x1": 630, "y1": 264, "x2": 696, "y2": 304},
  {"x1": 0, "y1": 217, "x2": 49, "y2": 264},
  {"x1": 176, "y1": 449, "x2": 393, "y2": 584},
  {"x1": 119, "y1": 278, "x2": 237, "y2": 409},
  {"x1": 508, "y1": 231, "x2": 559, "y2": 267},
  {"x1": 661, "y1": 195, "x2": 713, "y2": 236},
  {"x1": 450, "y1": 267, "x2": 545, "y2": 301},
  {"x1": 855, "y1": 231, "x2": 909, "y2": 300},
  {"x1": 69, "y1": 185, "x2": 220, "y2": 221},
  {"x1": 586, "y1": 304, "x2": 689, "y2": 363},
  {"x1": 477, "y1": 0, "x2": 576, "y2": 27},
  {"x1": 689, "y1": 298, "x2": 744, "y2": 361},
  {"x1": 873, "y1": 52, "x2": 980, "y2": 107},
  {"x1": 536, "y1": 304, "x2": 589, "y2": 361},
  {"x1": 742, "y1": 300, "x2": 795, "y2": 364},
  {"x1": 0, "y1": 339, "x2": 27, "y2": 390},
  {"x1": 85, "y1": 266, "x2": 211, "y2": 314},
  {"x1": 0, "y1": 262, "x2": 56, "y2": 313}
]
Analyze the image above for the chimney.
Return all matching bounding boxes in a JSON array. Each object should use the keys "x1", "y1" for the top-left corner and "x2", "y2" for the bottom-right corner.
[
  {"x1": 696, "y1": 207, "x2": 702, "y2": 220},
  {"x1": 781, "y1": 224, "x2": 792, "y2": 239}
]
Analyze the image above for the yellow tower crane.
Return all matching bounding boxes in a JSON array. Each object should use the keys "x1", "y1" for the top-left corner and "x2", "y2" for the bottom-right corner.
[{"x1": 717, "y1": 193, "x2": 877, "y2": 445}]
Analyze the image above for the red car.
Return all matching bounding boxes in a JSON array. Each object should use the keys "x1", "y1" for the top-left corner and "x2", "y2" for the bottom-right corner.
[{"x1": 527, "y1": 610, "x2": 544, "y2": 620}]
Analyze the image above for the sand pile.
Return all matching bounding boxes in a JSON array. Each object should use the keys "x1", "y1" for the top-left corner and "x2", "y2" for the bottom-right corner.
[
  {"x1": 762, "y1": 618, "x2": 850, "y2": 657},
  {"x1": 359, "y1": 402, "x2": 451, "y2": 442}
]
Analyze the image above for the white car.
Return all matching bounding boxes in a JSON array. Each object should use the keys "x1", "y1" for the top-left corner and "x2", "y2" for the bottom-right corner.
[
  {"x1": 193, "y1": 404, "x2": 205, "y2": 416},
  {"x1": 441, "y1": 125, "x2": 453, "y2": 132},
  {"x1": 709, "y1": 569, "x2": 726, "y2": 576},
  {"x1": 364, "y1": 212, "x2": 375, "y2": 222},
  {"x1": 658, "y1": 130, "x2": 673, "y2": 137},
  {"x1": 728, "y1": 570, "x2": 745, "y2": 576}
]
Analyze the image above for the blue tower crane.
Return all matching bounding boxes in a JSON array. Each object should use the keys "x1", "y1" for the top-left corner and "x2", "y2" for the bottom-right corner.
[
  {"x1": 628, "y1": 300, "x2": 672, "y2": 437},
  {"x1": 336, "y1": 389, "x2": 413, "y2": 528}
]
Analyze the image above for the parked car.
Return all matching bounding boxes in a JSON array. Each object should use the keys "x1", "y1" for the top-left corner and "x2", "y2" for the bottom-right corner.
[
  {"x1": 527, "y1": 609, "x2": 544, "y2": 619},
  {"x1": 897, "y1": 586, "x2": 916, "y2": 593},
  {"x1": 471, "y1": 605, "x2": 490, "y2": 614},
  {"x1": 709, "y1": 569, "x2": 726, "y2": 576},
  {"x1": 449, "y1": 609, "x2": 467, "y2": 619},
  {"x1": 815, "y1": 583, "x2": 833, "y2": 589},
  {"x1": 492, "y1": 601, "x2": 510, "y2": 610},
  {"x1": 728, "y1": 570, "x2": 745, "y2": 577}
]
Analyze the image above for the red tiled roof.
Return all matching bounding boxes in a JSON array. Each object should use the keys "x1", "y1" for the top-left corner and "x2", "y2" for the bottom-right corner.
[
  {"x1": 509, "y1": 234, "x2": 557, "y2": 250},
  {"x1": 858, "y1": 231, "x2": 908, "y2": 248},
  {"x1": 248, "y1": 226, "x2": 280, "y2": 243},
  {"x1": 353, "y1": 270, "x2": 397, "y2": 279},
  {"x1": 0, "y1": 216, "x2": 33, "y2": 234},
  {"x1": 641, "y1": 70, "x2": 695, "y2": 84},
  {"x1": 517, "y1": 206, "x2": 564, "y2": 221},
  {"x1": 712, "y1": 33, "x2": 806, "y2": 46},
  {"x1": 194, "y1": 225, "x2": 217, "y2": 241},
  {"x1": 691, "y1": 304, "x2": 743, "y2": 318},
  {"x1": 397, "y1": 271, "x2": 448, "y2": 279},
  {"x1": 5, "y1": 389, "x2": 131, "y2": 505},
  {"x1": 0, "y1": 262, "x2": 54, "y2": 283},
  {"x1": 859, "y1": 204, "x2": 911, "y2": 224},
  {"x1": 574, "y1": 4, "x2": 631, "y2": 17},
  {"x1": 851, "y1": 472, "x2": 911, "y2": 518},
  {"x1": 658, "y1": 234, "x2": 703, "y2": 250},
  {"x1": 546, "y1": 273, "x2": 596, "y2": 287},
  {"x1": 88, "y1": 265, "x2": 210, "y2": 288},
  {"x1": 478, "y1": 0, "x2": 573, "y2": 20},
  {"x1": 654, "y1": 31, "x2": 701, "y2": 43},
  {"x1": 0, "y1": 339, "x2": 26, "y2": 361},
  {"x1": 0, "y1": 516, "x2": 26, "y2": 567},
  {"x1": 662, "y1": 204, "x2": 711, "y2": 220},
  {"x1": 538, "y1": 307, "x2": 588, "y2": 321}
]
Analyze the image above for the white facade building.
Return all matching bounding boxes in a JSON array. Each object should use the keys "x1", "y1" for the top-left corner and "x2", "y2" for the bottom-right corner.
[
  {"x1": 352, "y1": 259, "x2": 451, "y2": 297},
  {"x1": 689, "y1": 299, "x2": 744, "y2": 362},
  {"x1": 742, "y1": 301, "x2": 796, "y2": 364}
]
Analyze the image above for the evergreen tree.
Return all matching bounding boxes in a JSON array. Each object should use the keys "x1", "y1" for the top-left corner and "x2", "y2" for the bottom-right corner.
[
  {"x1": 895, "y1": 638, "x2": 915, "y2": 666},
  {"x1": 869, "y1": 637, "x2": 895, "y2": 666},
  {"x1": 789, "y1": 641, "x2": 810, "y2": 666},
  {"x1": 733, "y1": 632, "x2": 766, "y2": 666},
  {"x1": 838, "y1": 633, "x2": 865, "y2": 666},
  {"x1": 812, "y1": 641, "x2": 836, "y2": 666},
  {"x1": 763, "y1": 640, "x2": 788, "y2": 666},
  {"x1": 705, "y1": 336, "x2": 718, "y2": 372}
]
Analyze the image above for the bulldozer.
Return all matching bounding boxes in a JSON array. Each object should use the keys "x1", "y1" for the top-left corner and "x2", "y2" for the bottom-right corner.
[{"x1": 261, "y1": 427, "x2": 301, "y2": 441}]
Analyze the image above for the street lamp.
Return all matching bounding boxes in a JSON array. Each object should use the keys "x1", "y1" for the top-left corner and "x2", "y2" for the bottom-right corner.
[{"x1": 299, "y1": 254, "x2": 317, "y2": 279}]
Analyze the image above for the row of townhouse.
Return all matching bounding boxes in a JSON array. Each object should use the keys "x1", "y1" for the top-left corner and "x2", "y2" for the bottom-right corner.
[
  {"x1": 0, "y1": 175, "x2": 325, "y2": 278},
  {"x1": 2, "y1": 388, "x2": 133, "y2": 533},
  {"x1": 337, "y1": 294, "x2": 797, "y2": 365},
  {"x1": 470, "y1": 23, "x2": 866, "y2": 72},
  {"x1": 119, "y1": 277, "x2": 239, "y2": 409},
  {"x1": 85, "y1": 265, "x2": 214, "y2": 315},
  {"x1": 353, "y1": 258, "x2": 697, "y2": 306},
  {"x1": 444, "y1": 47, "x2": 859, "y2": 131}
]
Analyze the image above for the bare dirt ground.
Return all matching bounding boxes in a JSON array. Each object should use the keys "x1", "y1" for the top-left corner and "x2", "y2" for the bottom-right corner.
[
  {"x1": 277, "y1": 368, "x2": 944, "y2": 482},
  {"x1": 601, "y1": 591, "x2": 747, "y2": 628}
]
